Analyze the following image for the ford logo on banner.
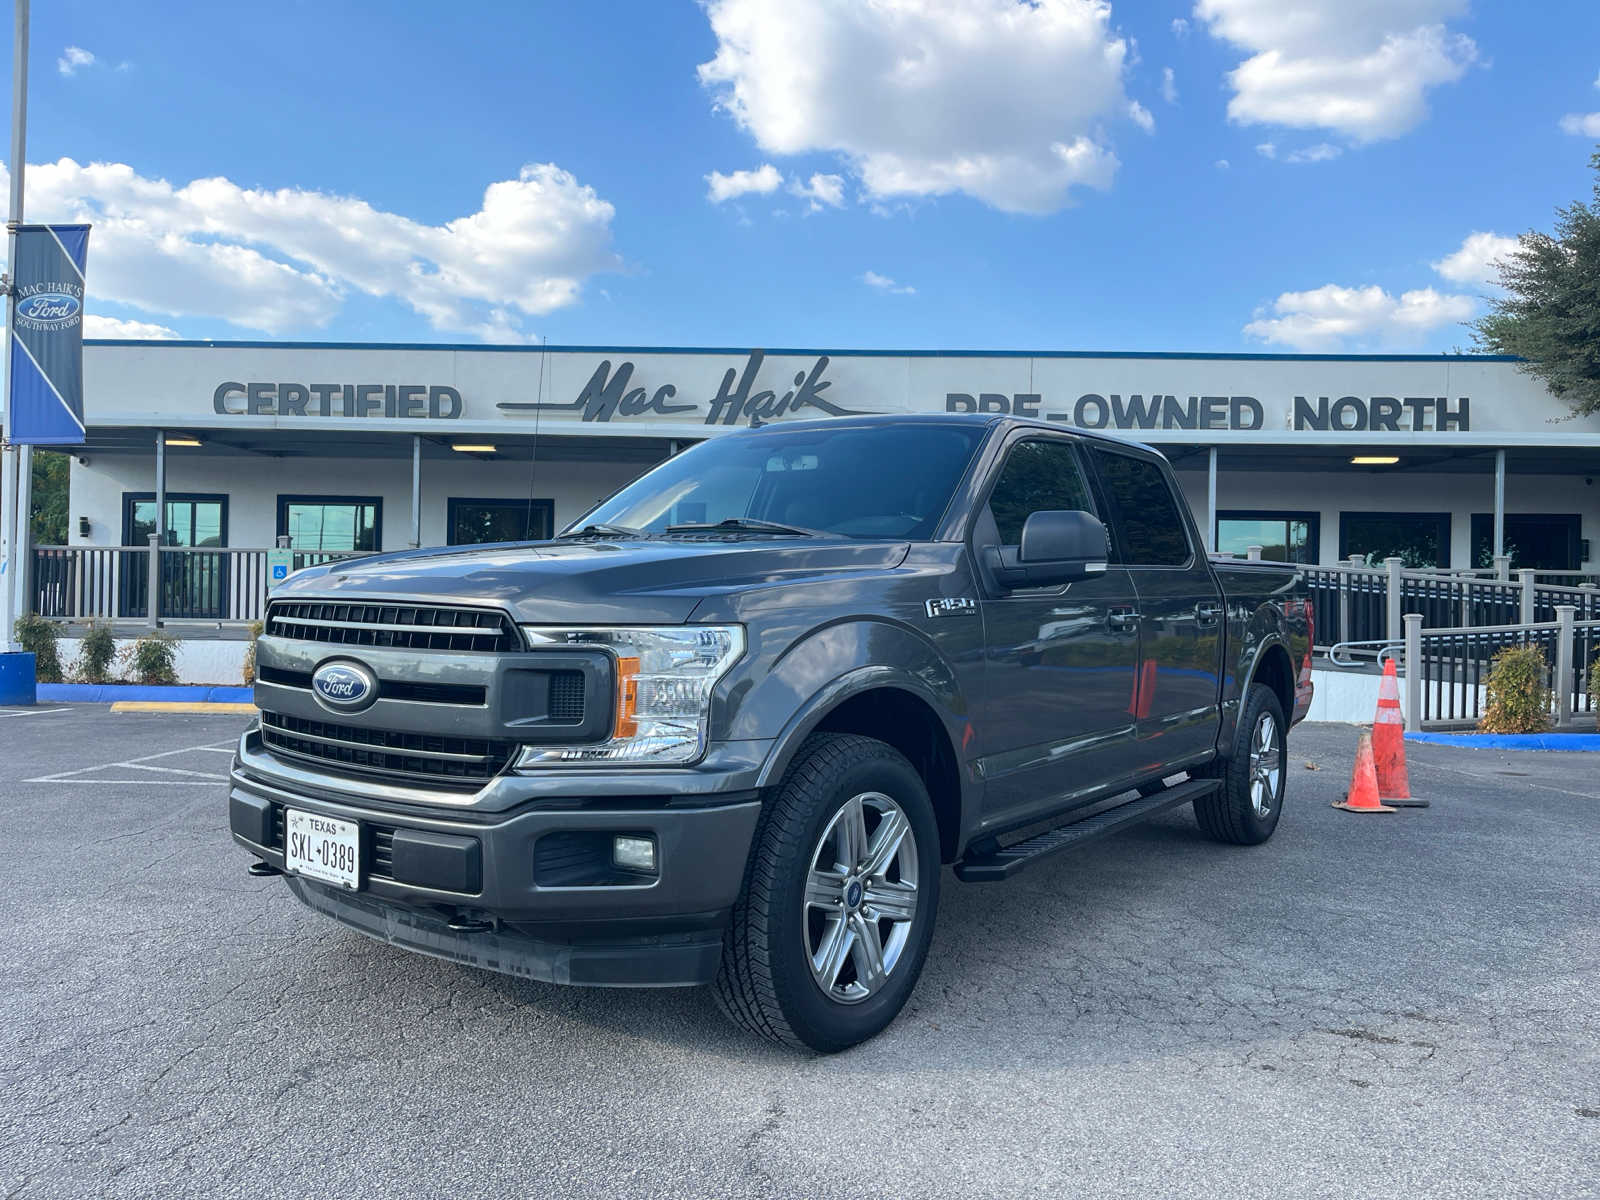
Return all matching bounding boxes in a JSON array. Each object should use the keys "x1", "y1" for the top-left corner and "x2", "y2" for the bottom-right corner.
[
  {"x1": 311, "y1": 661, "x2": 378, "y2": 712},
  {"x1": 16, "y1": 291, "x2": 82, "y2": 328}
]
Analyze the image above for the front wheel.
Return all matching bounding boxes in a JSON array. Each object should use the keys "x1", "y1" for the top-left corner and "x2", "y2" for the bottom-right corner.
[
  {"x1": 714, "y1": 733, "x2": 941, "y2": 1052},
  {"x1": 1193, "y1": 683, "x2": 1286, "y2": 845}
]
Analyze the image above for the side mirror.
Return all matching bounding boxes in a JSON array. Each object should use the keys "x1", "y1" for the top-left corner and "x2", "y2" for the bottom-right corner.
[{"x1": 986, "y1": 510, "x2": 1109, "y2": 589}]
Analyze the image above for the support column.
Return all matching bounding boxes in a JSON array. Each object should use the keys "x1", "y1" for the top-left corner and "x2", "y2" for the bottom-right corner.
[
  {"x1": 1206, "y1": 446, "x2": 1218, "y2": 553},
  {"x1": 0, "y1": 0, "x2": 29, "y2": 653},
  {"x1": 154, "y1": 432, "x2": 167, "y2": 544},
  {"x1": 410, "y1": 435, "x2": 422, "y2": 549},
  {"x1": 0, "y1": 446, "x2": 16, "y2": 648},
  {"x1": 1385, "y1": 556, "x2": 1405, "y2": 643},
  {"x1": 1493, "y1": 449, "x2": 1506, "y2": 561},
  {"x1": 1403, "y1": 613, "x2": 1423, "y2": 732},
  {"x1": 1555, "y1": 605, "x2": 1576, "y2": 727},
  {"x1": 12, "y1": 444, "x2": 31, "y2": 622}
]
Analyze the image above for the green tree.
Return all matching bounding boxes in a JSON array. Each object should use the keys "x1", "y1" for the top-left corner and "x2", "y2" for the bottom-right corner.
[
  {"x1": 1472, "y1": 150, "x2": 1600, "y2": 417},
  {"x1": 29, "y1": 451, "x2": 69, "y2": 544}
]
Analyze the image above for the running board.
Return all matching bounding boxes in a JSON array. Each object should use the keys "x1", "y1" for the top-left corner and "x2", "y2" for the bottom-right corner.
[{"x1": 954, "y1": 778, "x2": 1221, "y2": 882}]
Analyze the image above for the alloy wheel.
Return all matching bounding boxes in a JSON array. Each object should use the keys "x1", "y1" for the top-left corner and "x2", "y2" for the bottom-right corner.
[
  {"x1": 802, "y1": 791, "x2": 919, "y2": 1005},
  {"x1": 1248, "y1": 710, "x2": 1282, "y2": 818}
]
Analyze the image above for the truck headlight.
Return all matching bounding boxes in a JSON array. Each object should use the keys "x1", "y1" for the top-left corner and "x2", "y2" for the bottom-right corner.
[{"x1": 516, "y1": 626, "x2": 745, "y2": 766}]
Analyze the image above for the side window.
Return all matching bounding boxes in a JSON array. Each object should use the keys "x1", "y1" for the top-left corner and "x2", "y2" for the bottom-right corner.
[
  {"x1": 1089, "y1": 449, "x2": 1191, "y2": 566},
  {"x1": 985, "y1": 440, "x2": 1093, "y2": 546}
]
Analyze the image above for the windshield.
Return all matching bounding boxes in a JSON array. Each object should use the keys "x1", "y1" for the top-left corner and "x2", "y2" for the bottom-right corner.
[{"x1": 572, "y1": 422, "x2": 987, "y2": 540}]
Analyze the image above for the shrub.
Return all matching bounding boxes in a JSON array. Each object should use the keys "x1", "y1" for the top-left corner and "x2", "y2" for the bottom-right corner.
[
  {"x1": 125, "y1": 631, "x2": 181, "y2": 685},
  {"x1": 13, "y1": 613, "x2": 64, "y2": 683},
  {"x1": 1479, "y1": 644, "x2": 1552, "y2": 734},
  {"x1": 242, "y1": 620, "x2": 264, "y2": 685},
  {"x1": 75, "y1": 621, "x2": 119, "y2": 684}
]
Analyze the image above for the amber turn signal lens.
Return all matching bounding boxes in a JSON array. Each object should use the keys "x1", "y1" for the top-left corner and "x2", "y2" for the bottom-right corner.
[{"x1": 614, "y1": 655, "x2": 641, "y2": 739}]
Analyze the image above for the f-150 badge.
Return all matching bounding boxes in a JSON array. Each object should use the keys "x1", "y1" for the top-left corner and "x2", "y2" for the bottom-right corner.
[{"x1": 926, "y1": 597, "x2": 978, "y2": 618}]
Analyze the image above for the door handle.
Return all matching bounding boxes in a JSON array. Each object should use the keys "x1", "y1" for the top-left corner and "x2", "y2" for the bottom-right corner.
[
  {"x1": 1108, "y1": 608, "x2": 1141, "y2": 634},
  {"x1": 1194, "y1": 602, "x2": 1224, "y2": 625}
]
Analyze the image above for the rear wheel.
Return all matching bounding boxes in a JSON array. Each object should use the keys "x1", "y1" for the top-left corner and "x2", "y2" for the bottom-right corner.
[
  {"x1": 714, "y1": 733, "x2": 940, "y2": 1052},
  {"x1": 1193, "y1": 683, "x2": 1286, "y2": 845}
]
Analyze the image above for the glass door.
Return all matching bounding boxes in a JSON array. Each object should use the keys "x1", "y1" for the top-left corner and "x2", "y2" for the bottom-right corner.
[{"x1": 119, "y1": 494, "x2": 229, "y2": 619}]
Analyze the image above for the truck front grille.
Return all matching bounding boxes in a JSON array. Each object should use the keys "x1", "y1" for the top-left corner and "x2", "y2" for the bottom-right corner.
[
  {"x1": 265, "y1": 601, "x2": 520, "y2": 654},
  {"x1": 260, "y1": 709, "x2": 516, "y2": 790}
]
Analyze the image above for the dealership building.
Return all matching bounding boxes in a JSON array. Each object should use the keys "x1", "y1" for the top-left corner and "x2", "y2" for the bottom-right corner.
[{"x1": 27, "y1": 340, "x2": 1600, "y2": 591}]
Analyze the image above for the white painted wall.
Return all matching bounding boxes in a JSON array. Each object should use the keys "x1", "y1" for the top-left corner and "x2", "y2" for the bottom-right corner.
[
  {"x1": 67, "y1": 452, "x2": 649, "y2": 550},
  {"x1": 1172, "y1": 466, "x2": 1600, "y2": 569}
]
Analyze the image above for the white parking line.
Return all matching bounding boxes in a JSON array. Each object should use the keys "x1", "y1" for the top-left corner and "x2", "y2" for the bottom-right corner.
[
  {"x1": 0, "y1": 707, "x2": 72, "y2": 717},
  {"x1": 24, "y1": 740, "x2": 237, "y2": 785}
]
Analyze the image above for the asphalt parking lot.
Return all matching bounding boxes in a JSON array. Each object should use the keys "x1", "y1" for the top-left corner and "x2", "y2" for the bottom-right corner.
[{"x1": 2, "y1": 706, "x2": 1597, "y2": 1199}]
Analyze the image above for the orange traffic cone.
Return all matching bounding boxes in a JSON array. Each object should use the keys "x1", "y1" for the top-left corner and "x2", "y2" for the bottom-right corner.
[
  {"x1": 1333, "y1": 730, "x2": 1396, "y2": 813},
  {"x1": 1373, "y1": 658, "x2": 1427, "y2": 808}
]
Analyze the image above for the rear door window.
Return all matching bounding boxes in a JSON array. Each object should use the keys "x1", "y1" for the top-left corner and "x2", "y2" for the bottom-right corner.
[{"x1": 1088, "y1": 449, "x2": 1191, "y2": 567}]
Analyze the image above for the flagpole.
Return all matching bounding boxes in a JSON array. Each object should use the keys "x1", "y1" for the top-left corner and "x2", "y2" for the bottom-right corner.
[{"x1": 1, "y1": 0, "x2": 28, "y2": 653}]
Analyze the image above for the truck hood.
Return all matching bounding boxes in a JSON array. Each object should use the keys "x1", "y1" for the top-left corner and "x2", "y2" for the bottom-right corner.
[{"x1": 275, "y1": 537, "x2": 912, "y2": 625}]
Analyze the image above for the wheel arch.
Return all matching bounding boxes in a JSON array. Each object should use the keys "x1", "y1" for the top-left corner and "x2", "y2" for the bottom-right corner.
[{"x1": 756, "y1": 670, "x2": 973, "y2": 864}]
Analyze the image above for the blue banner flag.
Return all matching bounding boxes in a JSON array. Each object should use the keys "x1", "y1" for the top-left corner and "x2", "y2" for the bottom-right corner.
[{"x1": 8, "y1": 224, "x2": 91, "y2": 445}]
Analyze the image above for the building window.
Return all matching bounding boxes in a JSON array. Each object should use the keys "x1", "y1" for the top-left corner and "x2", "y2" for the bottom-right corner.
[
  {"x1": 1469, "y1": 513, "x2": 1582, "y2": 571},
  {"x1": 122, "y1": 493, "x2": 229, "y2": 548},
  {"x1": 277, "y1": 495, "x2": 382, "y2": 551},
  {"x1": 1216, "y1": 511, "x2": 1320, "y2": 564},
  {"x1": 1089, "y1": 448, "x2": 1191, "y2": 566},
  {"x1": 1340, "y1": 512, "x2": 1451, "y2": 568},
  {"x1": 447, "y1": 498, "x2": 554, "y2": 545}
]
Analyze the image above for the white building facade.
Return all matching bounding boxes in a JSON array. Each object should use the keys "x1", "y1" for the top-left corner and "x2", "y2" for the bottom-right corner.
[{"x1": 41, "y1": 340, "x2": 1600, "y2": 580}]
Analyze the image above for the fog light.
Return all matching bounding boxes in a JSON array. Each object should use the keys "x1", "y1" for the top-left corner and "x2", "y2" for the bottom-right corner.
[{"x1": 612, "y1": 835, "x2": 657, "y2": 873}]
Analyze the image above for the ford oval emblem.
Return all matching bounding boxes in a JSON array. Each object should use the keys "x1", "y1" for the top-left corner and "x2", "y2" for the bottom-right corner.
[
  {"x1": 16, "y1": 291, "x2": 82, "y2": 327},
  {"x1": 311, "y1": 660, "x2": 377, "y2": 712}
]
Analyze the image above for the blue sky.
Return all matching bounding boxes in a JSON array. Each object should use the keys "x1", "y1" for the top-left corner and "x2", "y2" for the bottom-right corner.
[{"x1": 6, "y1": 0, "x2": 1599, "y2": 353}]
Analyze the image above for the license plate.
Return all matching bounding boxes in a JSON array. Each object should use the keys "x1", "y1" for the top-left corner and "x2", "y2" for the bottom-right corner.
[{"x1": 284, "y1": 809, "x2": 361, "y2": 890}]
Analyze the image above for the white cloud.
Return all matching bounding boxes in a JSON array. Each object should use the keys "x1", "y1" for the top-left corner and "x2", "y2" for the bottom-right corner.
[
  {"x1": 1195, "y1": 0, "x2": 1478, "y2": 142},
  {"x1": 1431, "y1": 231, "x2": 1518, "y2": 288},
  {"x1": 863, "y1": 270, "x2": 915, "y2": 295},
  {"x1": 1128, "y1": 100, "x2": 1155, "y2": 133},
  {"x1": 0, "y1": 157, "x2": 618, "y2": 341},
  {"x1": 1244, "y1": 283, "x2": 1475, "y2": 351},
  {"x1": 1255, "y1": 141, "x2": 1276, "y2": 159},
  {"x1": 1171, "y1": 17, "x2": 1191, "y2": 37},
  {"x1": 1559, "y1": 112, "x2": 1600, "y2": 136},
  {"x1": 1285, "y1": 142, "x2": 1342, "y2": 163},
  {"x1": 1161, "y1": 67, "x2": 1178, "y2": 104},
  {"x1": 57, "y1": 46, "x2": 95, "y2": 76},
  {"x1": 84, "y1": 314, "x2": 180, "y2": 339},
  {"x1": 1215, "y1": 158, "x2": 1231, "y2": 169},
  {"x1": 705, "y1": 163, "x2": 783, "y2": 203},
  {"x1": 790, "y1": 172, "x2": 846, "y2": 212},
  {"x1": 698, "y1": 0, "x2": 1137, "y2": 215}
]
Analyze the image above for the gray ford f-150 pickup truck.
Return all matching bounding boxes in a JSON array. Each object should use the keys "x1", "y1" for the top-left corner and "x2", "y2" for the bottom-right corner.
[{"x1": 231, "y1": 413, "x2": 1311, "y2": 1051}]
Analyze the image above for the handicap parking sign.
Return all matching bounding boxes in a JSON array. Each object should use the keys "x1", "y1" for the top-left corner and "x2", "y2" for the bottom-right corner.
[{"x1": 266, "y1": 549, "x2": 294, "y2": 591}]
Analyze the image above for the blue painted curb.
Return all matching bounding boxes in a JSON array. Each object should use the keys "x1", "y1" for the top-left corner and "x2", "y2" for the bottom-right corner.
[
  {"x1": 36, "y1": 683, "x2": 255, "y2": 704},
  {"x1": 1405, "y1": 731, "x2": 1600, "y2": 752}
]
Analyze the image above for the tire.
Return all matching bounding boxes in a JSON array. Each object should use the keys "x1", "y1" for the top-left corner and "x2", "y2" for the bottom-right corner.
[
  {"x1": 714, "y1": 733, "x2": 941, "y2": 1053},
  {"x1": 1193, "y1": 683, "x2": 1287, "y2": 846}
]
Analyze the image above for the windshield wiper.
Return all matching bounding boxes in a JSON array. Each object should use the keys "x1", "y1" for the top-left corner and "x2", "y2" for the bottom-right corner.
[
  {"x1": 558, "y1": 522, "x2": 647, "y2": 539},
  {"x1": 665, "y1": 517, "x2": 828, "y2": 538}
]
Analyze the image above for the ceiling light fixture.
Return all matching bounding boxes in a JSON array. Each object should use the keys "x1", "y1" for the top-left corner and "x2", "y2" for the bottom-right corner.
[
  {"x1": 1351, "y1": 456, "x2": 1399, "y2": 466},
  {"x1": 452, "y1": 443, "x2": 497, "y2": 453},
  {"x1": 164, "y1": 436, "x2": 202, "y2": 447}
]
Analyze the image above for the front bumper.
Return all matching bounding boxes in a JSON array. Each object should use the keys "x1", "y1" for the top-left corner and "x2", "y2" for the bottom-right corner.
[{"x1": 229, "y1": 741, "x2": 764, "y2": 988}]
